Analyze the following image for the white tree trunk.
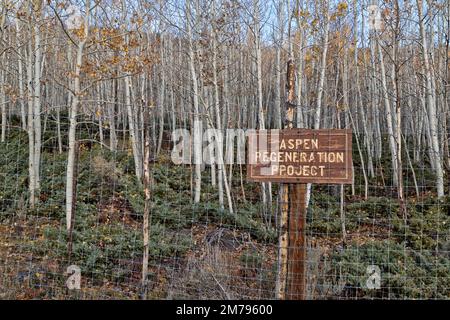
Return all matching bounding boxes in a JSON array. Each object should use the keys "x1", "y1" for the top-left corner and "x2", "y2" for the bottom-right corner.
[
  {"x1": 26, "y1": 25, "x2": 36, "y2": 207},
  {"x1": 416, "y1": 0, "x2": 444, "y2": 197},
  {"x1": 186, "y1": 0, "x2": 202, "y2": 203},
  {"x1": 377, "y1": 40, "x2": 399, "y2": 187},
  {"x1": 0, "y1": 8, "x2": 6, "y2": 143},
  {"x1": 314, "y1": 2, "x2": 329, "y2": 130},
  {"x1": 66, "y1": 41, "x2": 84, "y2": 231},
  {"x1": 66, "y1": 1, "x2": 90, "y2": 231},
  {"x1": 274, "y1": 0, "x2": 284, "y2": 130},
  {"x1": 125, "y1": 75, "x2": 143, "y2": 181},
  {"x1": 33, "y1": 12, "x2": 42, "y2": 192}
]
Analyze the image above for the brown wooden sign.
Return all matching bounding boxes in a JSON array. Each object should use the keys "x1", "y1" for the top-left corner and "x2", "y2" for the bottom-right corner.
[{"x1": 247, "y1": 129, "x2": 352, "y2": 184}]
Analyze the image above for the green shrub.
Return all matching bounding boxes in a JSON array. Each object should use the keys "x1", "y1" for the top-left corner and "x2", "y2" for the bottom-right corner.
[
  {"x1": 24, "y1": 221, "x2": 192, "y2": 283},
  {"x1": 393, "y1": 199, "x2": 450, "y2": 251},
  {"x1": 240, "y1": 250, "x2": 263, "y2": 270},
  {"x1": 323, "y1": 240, "x2": 450, "y2": 299}
]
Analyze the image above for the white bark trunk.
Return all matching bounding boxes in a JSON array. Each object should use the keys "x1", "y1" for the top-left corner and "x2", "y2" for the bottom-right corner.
[
  {"x1": 186, "y1": 0, "x2": 202, "y2": 203},
  {"x1": 125, "y1": 75, "x2": 143, "y2": 181},
  {"x1": 33, "y1": 13, "x2": 42, "y2": 192},
  {"x1": 416, "y1": 0, "x2": 444, "y2": 197},
  {"x1": 66, "y1": 0, "x2": 90, "y2": 231},
  {"x1": 314, "y1": 3, "x2": 329, "y2": 130},
  {"x1": 377, "y1": 40, "x2": 399, "y2": 187}
]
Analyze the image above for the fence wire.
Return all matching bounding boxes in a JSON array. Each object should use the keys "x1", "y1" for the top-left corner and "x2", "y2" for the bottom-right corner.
[{"x1": 0, "y1": 128, "x2": 449, "y2": 300}]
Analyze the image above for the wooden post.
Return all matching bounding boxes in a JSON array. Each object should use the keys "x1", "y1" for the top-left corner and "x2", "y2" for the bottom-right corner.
[
  {"x1": 276, "y1": 184, "x2": 289, "y2": 299},
  {"x1": 276, "y1": 59, "x2": 308, "y2": 300},
  {"x1": 287, "y1": 59, "x2": 307, "y2": 300},
  {"x1": 287, "y1": 184, "x2": 307, "y2": 300}
]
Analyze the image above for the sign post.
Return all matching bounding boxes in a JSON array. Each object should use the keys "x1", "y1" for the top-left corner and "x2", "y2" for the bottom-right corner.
[
  {"x1": 248, "y1": 129, "x2": 353, "y2": 299},
  {"x1": 247, "y1": 129, "x2": 353, "y2": 299},
  {"x1": 248, "y1": 60, "x2": 353, "y2": 300}
]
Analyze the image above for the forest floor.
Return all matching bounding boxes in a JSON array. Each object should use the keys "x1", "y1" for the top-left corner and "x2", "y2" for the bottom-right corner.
[{"x1": 0, "y1": 216, "x2": 278, "y2": 299}]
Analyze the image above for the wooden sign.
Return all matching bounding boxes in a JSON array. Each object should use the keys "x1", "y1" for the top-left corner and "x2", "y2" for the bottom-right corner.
[{"x1": 247, "y1": 129, "x2": 352, "y2": 184}]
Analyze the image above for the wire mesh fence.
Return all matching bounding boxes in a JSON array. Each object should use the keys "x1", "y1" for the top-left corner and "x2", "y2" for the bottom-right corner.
[
  {"x1": 0, "y1": 0, "x2": 449, "y2": 302},
  {"x1": 0, "y1": 126, "x2": 448, "y2": 300}
]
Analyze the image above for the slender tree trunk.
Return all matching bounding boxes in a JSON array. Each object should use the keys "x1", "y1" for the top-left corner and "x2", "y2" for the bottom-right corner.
[
  {"x1": 33, "y1": 10, "x2": 42, "y2": 192},
  {"x1": 66, "y1": 1, "x2": 90, "y2": 231},
  {"x1": 274, "y1": 0, "x2": 284, "y2": 130},
  {"x1": 416, "y1": 0, "x2": 444, "y2": 197},
  {"x1": 0, "y1": 18, "x2": 6, "y2": 143},
  {"x1": 377, "y1": 39, "x2": 399, "y2": 187},
  {"x1": 141, "y1": 105, "x2": 151, "y2": 299},
  {"x1": 314, "y1": 1, "x2": 329, "y2": 130},
  {"x1": 125, "y1": 75, "x2": 143, "y2": 181},
  {"x1": 156, "y1": 32, "x2": 165, "y2": 157},
  {"x1": 26, "y1": 24, "x2": 36, "y2": 208},
  {"x1": 110, "y1": 79, "x2": 118, "y2": 151},
  {"x1": 187, "y1": 0, "x2": 202, "y2": 203},
  {"x1": 14, "y1": 18, "x2": 26, "y2": 130}
]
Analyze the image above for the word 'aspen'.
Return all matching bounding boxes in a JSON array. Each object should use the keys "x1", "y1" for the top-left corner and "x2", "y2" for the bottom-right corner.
[{"x1": 248, "y1": 129, "x2": 353, "y2": 184}]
